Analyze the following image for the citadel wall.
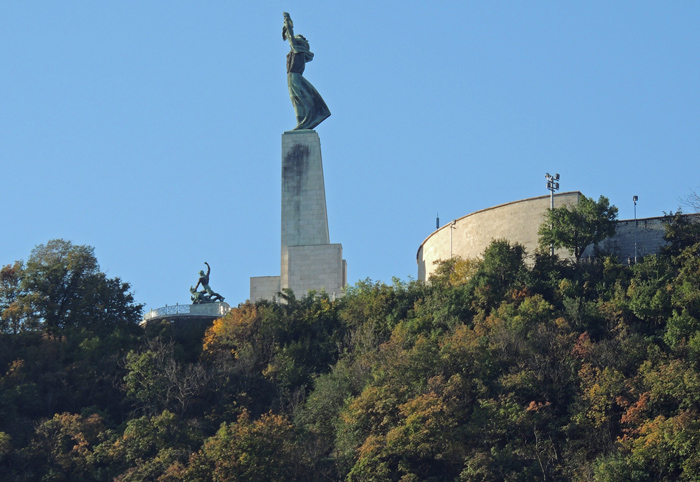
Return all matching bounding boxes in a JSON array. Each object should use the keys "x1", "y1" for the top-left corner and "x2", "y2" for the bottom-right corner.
[
  {"x1": 417, "y1": 193, "x2": 697, "y2": 282},
  {"x1": 417, "y1": 192, "x2": 581, "y2": 281},
  {"x1": 581, "y1": 216, "x2": 666, "y2": 261},
  {"x1": 583, "y1": 213, "x2": 700, "y2": 261}
]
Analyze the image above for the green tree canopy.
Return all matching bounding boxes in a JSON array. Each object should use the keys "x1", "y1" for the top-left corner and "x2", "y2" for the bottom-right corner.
[
  {"x1": 15, "y1": 239, "x2": 142, "y2": 333},
  {"x1": 539, "y1": 194, "x2": 618, "y2": 262},
  {"x1": 3, "y1": 235, "x2": 700, "y2": 481},
  {"x1": 662, "y1": 210, "x2": 700, "y2": 258}
]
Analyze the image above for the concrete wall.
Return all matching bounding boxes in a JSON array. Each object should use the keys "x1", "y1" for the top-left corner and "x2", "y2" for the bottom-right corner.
[
  {"x1": 283, "y1": 244, "x2": 345, "y2": 298},
  {"x1": 250, "y1": 276, "x2": 281, "y2": 302},
  {"x1": 583, "y1": 213, "x2": 700, "y2": 262},
  {"x1": 417, "y1": 192, "x2": 581, "y2": 281},
  {"x1": 581, "y1": 217, "x2": 666, "y2": 261},
  {"x1": 418, "y1": 193, "x2": 700, "y2": 282}
]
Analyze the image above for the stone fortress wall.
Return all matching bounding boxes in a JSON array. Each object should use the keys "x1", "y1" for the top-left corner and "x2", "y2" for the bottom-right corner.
[
  {"x1": 581, "y1": 216, "x2": 666, "y2": 262},
  {"x1": 417, "y1": 192, "x2": 696, "y2": 282},
  {"x1": 417, "y1": 192, "x2": 581, "y2": 281}
]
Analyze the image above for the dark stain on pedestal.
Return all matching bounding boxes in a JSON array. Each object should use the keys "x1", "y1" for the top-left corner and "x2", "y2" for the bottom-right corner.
[
  {"x1": 283, "y1": 143, "x2": 309, "y2": 228},
  {"x1": 283, "y1": 143, "x2": 309, "y2": 197}
]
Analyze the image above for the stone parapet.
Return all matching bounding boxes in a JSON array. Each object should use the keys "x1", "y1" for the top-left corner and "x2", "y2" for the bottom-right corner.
[{"x1": 141, "y1": 302, "x2": 231, "y2": 324}]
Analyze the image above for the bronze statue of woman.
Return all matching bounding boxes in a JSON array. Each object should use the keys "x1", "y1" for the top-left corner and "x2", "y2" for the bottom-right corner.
[{"x1": 282, "y1": 12, "x2": 331, "y2": 130}]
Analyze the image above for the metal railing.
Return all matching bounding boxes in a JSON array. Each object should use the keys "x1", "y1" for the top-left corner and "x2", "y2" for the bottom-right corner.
[{"x1": 142, "y1": 302, "x2": 231, "y2": 323}]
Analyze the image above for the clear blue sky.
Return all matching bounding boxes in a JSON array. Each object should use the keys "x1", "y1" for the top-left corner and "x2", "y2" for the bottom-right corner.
[{"x1": 2, "y1": 2, "x2": 699, "y2": 310}]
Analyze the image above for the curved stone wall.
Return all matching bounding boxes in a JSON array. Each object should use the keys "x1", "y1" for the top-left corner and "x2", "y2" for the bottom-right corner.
[
  {"x1": 417, "y1": 192, "x2": 700, "y2": 282},
  {"x1": 417, "y1": 192, "x2": 582, "y2": 281}
]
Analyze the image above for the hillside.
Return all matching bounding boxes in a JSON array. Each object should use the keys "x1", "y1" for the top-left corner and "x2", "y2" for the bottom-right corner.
[{"x1": 1, "y1": 213, "x2": 700, "y2": 481}]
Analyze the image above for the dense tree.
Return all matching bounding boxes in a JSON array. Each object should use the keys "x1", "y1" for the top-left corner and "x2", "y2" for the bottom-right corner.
[
  {"x1": 0, "y1": 261, "x2": 31, "y2": 334},
  {"x1": 662, "y1": 210, "x2": 700, "y2": 258},
  {"x1": 15, "y1": 240, "x2": 142, "y2": 334},
  {"x1": 123, "y1": 338, "x2": 211, "y2": 417},
  {"x1": 94, "y1": 410, "x2": 201, "y2": 481},
  {"x1": 469, "y1": 238, "x2": 528, "y2": 314},
  {"x1": 17, "y1": 412, "x2": 106, "y2": 482},
  {"x1": 429, "y1": 256, "x2": 480, "y2": 288},
  {"x1": 3, "y1": 230, "x2": 700, "y2": 480},
  {"x1": 539, "y1": 195, "x2": 618, "y2": 262},
  {"x1": 184, "y1": 410, "x2": 298, "y2": 482},
  {"x1": 0, "y1": 240, "x2": 142, "y2": 471}
]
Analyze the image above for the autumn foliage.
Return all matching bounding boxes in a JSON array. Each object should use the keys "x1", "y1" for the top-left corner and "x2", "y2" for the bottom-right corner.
[{"x1": 2, "y1": 215, "x2": 700, "y2": 481}]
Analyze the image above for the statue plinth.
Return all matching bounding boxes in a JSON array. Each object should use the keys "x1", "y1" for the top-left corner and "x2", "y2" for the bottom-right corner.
[{"x1": 250, "y1": 130, "x2": 346, "y2": 301}]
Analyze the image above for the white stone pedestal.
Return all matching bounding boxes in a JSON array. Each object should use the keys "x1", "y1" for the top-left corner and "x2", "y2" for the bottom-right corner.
[
  {"x1": 281, "y1": 130, "x2": 330, "y2": 247},
  {"x1": 250, "y1": 130, "x2": 346, "y2": 301}
]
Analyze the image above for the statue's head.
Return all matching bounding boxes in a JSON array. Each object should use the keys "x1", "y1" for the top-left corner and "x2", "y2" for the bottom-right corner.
[
  {"x1": 199, "y1": 270, "x2": 205, "y2": 276},
  {"x1": 295, "y1": 35, "x2": 310, "y2": 50}
]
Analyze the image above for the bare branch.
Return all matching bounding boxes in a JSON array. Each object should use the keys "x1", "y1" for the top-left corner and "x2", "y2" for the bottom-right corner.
[{"x1": 681, "y1": 188, "x2": 700, "y2": 213}]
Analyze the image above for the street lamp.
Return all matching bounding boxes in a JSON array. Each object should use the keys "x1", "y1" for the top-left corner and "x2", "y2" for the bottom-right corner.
[
  {"x1": 545, "y1": 173, "x2": 560, "y2": 255},
  {"x1": 633, "y1": 195, "x2": 638, "y2": 263}
]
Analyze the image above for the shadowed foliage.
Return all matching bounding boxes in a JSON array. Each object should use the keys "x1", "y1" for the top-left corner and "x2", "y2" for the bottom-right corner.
[{"x1": 2, "y1": 227, "x2": 700, "y2": 481}]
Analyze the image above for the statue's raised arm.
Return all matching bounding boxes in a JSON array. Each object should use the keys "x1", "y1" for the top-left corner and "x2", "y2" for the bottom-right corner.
[
  {"x1": 282, "y1": 12, "x2": 295, "y2": 46},
  {"x1": 282, "y1": 12, "x2": 330, "y2": 130}
]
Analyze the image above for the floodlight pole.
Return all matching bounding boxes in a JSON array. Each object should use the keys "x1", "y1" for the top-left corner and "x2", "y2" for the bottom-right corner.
[
  {"x1": 545, "y1": 173, "x2": 560, "y2": 256},
  {"x1": 633, "y1": 195, "x2": 638, "y2": 263}
]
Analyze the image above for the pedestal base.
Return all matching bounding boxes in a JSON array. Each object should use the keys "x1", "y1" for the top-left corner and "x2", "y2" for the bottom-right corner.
[{"x1": 282, "y1": 244, "x2": 346, "y2": 299}]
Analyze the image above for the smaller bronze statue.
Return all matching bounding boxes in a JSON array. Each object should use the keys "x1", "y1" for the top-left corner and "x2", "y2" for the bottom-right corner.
[{"x1": 191, "y1": 262, "x2": 225, "y2": 304}]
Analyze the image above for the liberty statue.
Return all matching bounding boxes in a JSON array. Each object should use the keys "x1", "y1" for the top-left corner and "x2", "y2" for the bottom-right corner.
[{"x1": 282, "y1": 12, "x2": 331, "y2": 130}]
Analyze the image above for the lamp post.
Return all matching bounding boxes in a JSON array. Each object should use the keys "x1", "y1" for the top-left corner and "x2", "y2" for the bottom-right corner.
[
  {"x1": 545, "y1": 173, "x2": 560, "y2": 256},
  {"x1": 633, "y1": 195, "x2": 638, "y2": 263}
]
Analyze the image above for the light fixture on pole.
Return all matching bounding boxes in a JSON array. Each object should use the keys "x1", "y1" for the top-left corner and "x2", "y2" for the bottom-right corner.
[
  {"x1": 633, "y1": 195, "x2": 638, "y2": 263},
  {"x1": 545, "y1": 173, "x2": 560, "y2": 256}
]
